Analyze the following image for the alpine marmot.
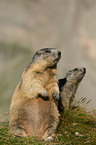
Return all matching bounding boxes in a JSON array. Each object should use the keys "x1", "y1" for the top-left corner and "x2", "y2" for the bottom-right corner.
[
  {"x1": 58, "y1": 67, "x2": 86, "y2": 111},
  {"x1": 9, "y1": 48, "x2": 61, "y2": 141}
]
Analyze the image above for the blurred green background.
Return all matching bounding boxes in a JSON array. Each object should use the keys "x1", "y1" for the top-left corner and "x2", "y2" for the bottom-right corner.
[{"x1": 0, "y1": 0, "x2": 96, "y2": 119}]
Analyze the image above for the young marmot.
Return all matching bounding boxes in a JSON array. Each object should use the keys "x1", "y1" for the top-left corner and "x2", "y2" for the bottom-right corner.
[
  {"x1": 9, "y1": 48, "x2": 61, "y2": 141},
  {"x1": 58, "y1": 67, "x2": 86, "y2": 111}
]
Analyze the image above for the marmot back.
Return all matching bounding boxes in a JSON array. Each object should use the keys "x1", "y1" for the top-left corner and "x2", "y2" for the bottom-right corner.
[
  {"x1": 9, "y1": 48, "x2": 61, "y2": 141},
  {"x1": 58, "y1": 67, "x2": 86, "y2": 111}
]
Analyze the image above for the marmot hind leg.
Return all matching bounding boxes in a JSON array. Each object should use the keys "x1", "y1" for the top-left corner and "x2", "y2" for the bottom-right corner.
[
  {"x1": 10, "y1": 127, "x2": 27, "y2": 137},
  {"x1": 42, "y1": 128, "x2": 55, "y2": 141},
  {"x1": 42, "y1": 121, "x2": 58, "y2": 141}
]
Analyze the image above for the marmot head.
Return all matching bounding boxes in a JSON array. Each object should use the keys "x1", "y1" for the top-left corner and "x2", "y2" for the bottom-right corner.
[
  {"x1": 32, "y1": 48, "x2": 61, "y2": 68},
  {"x1": 66, "y1": 67, "x2": 86, "y2": 84}
]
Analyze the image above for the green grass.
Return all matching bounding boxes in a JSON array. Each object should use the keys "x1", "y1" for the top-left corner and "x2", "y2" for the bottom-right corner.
[
  {"x1": 57, "y1": 107, "x2": 96, "y2": 145},
  {"x1": 0, "y1": 107, "x2": 96, "y2": 145}
]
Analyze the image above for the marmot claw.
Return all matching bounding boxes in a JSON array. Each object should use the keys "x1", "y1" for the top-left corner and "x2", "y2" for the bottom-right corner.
[{"x1": 52, "y1": 92, "x2": 60, "y2": 101}]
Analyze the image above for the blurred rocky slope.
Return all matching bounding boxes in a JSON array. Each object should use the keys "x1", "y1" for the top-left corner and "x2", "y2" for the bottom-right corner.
[{"x1": 0, "y1": 0, "x2": 96, "y2": 117}]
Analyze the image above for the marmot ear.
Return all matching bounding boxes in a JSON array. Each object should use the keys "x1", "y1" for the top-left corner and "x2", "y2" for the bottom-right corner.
[{"x1": 36, "y1": 51, "x2": 41, "y2": 56}]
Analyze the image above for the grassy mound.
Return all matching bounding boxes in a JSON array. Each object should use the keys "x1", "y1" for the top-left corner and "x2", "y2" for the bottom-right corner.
[
  {"x1": 0, "y1": 107, "x2": 96, "y2": 145},
  {"x1": 57, "y1": 107, "x2": 96, "y2": 145}
]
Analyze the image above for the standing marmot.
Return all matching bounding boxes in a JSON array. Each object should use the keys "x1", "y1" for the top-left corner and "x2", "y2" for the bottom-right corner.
[
  {"x1": 58, "y1": 67, "x2": 86, "y2": 111},
  {"x1": 9, "y1": 48, "x2": 61, "y2": 141}
]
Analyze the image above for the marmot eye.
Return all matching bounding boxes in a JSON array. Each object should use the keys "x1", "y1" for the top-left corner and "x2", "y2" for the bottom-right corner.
[
  {"x1": 74, "y1": 68, "x2": 78, "y2": 71},
  {"x1": 45, "y1": 50, "x2": 51, "y2": 53}
]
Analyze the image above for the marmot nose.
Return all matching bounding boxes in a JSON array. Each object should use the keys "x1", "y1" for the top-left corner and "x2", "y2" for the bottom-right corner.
[{"x1": 58, "y1": 51, "x2": 61, "y2": 57}]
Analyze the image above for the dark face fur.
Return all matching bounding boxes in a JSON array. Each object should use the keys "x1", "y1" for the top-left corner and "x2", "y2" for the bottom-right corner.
[
  {"x1": 32, "y1": 48, "x2": 61, "y2": 67},
  {"x1": 66, "y1": 67, "x2": 86, "y2": 83}
]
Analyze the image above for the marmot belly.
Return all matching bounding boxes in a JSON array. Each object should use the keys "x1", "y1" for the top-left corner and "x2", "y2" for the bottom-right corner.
[{"x1": 12, "y1": 98, "x2": 59, "y2": 138}]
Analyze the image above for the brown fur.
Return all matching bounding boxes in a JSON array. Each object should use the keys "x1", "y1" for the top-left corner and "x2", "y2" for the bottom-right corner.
[{"x1": 9, "y1": 48, "x2": 61, "y2": 141}]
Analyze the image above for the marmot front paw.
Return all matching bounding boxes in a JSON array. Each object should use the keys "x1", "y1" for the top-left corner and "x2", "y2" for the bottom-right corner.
[
  {"x1": 38, "y1": 88, "x2": 48, "y2": 98},
  {"x1": 52, "y1": 92, "x2": 60, "y2": 101}
]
